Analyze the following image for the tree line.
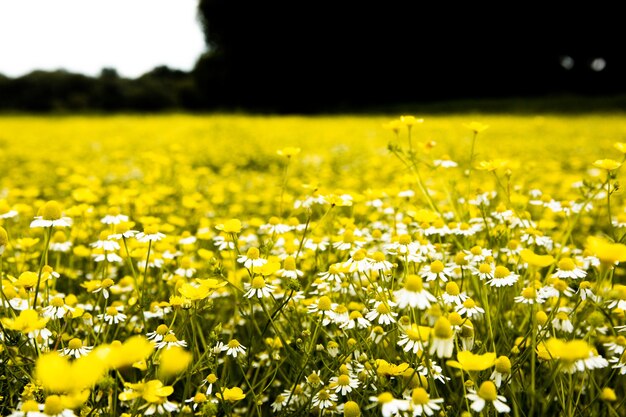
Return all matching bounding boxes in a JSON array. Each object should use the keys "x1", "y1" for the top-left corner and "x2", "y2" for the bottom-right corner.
[{"x1": 1, "y1": 1, "x2": 625, "y2": 113}]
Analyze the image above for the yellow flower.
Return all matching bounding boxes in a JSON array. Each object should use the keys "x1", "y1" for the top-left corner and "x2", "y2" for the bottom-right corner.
[
  {"x1": 95, "y1": 336, "x2": 155, "y2": 369},
  {"x1": 475, "y1": 159, "x2": 507, "y2": 171},
  {"x1": 158, "y1": 346, "x2": 192, "y2": 378},
  {"x1": 447, "y1": 351, "x2": 496, "y2": 371},
  {"x1": 178, "y1": 283, "x2": 212, "y2": 301},
  {"x1": 215, "y1": 218, "x2": 242, "y2": 234},
  {"x1": 119, "y1": 380, "x2": 174, "y2": 404},
  {"x1": 537, "y1": 338, "x2": 591, "y2": 362},
  {"x1": 3, "y1": 309, "x2": 48, "y2": 333},
  {"x1": 216, "y1": 386, "x2": 246, "y2": 402},
  {"x1": 593, "y1": 159, "x2": 622, "y2": 171},
  {"x1": 277, "y1": 147, "x2": 301, "y2": 158},
  {"x1": 463, "y1": 122, "x2": 490, "y2": 133},
  {"x1": 520, "y1": 249, "x2": 554, "y2": 267},
  {"x1": 614, "y1": 142, "x2": 626, "y2": 153},
  {"x1": 399, "y1": 115, "x2": 424, "y2": 127},
  {"x1": 586, "y1": 236, "x2": 626, "y2": 265},
  {"x1": 34, "y1": 352, "x2": 107, "y2": 393}
]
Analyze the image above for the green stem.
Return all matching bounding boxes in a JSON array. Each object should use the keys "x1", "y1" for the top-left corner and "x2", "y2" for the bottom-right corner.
[{"x1": 32, "y1": 227, "x2": 53, "y2": 309}]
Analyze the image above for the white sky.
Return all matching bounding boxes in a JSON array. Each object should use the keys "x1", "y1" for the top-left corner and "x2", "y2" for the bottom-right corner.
[{"x1": 0, "y1": 0, "x2": 207, "y2": 78}]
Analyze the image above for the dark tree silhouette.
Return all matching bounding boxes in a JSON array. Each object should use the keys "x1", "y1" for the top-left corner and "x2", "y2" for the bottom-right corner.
[{"x1": 194, "y1": 1, "x2": 626, "y2": 112}]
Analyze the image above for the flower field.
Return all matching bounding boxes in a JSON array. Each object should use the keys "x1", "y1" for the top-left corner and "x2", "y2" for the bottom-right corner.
[{"x1": 1, "y1": 113, "x2": 626, "y2": 416}]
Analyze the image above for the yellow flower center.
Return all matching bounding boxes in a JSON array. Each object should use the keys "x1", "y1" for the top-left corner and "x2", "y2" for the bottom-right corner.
[
  {"x1": 398, "y1": 234, "x2": 411, "y2": 245},
  {"x1": 521, "y1": 287, "x2": 537, "y2": 299},
  {"x1": 404, "y1": 274, "x2": 423, "y2": 292},
  {"x1": 106, "y1": 306, "x2": 119, "y2": 316},
  {"x1": 41, "y1": 201, "x2": 63, "y2": 220},
  {"x1": 471, "y1": 246, "x2": 482, "y2": 256},
  {"x1": 227, "y1": 339, "x2": 241, "y2": 349},
  {"x1": 352, "y1": 249, "x2": 367, "y2": 261},
  {"x1": 246, "y1": 247, "x2": 260, "y2": 259},
  {"x1": 477, "y1": 381, "x2": 498, "y2": 401},
  {"x1": 156, "y1": 324, "x2": 169, "y2": 335},
  {"x1": 494, "y1": 266, "x2": 510, "y2": 279},
  {"x1": 193, "y1": 392, "x2": 207, "y2": 403},
  {"x1": 372, "y1": 251, "x2": 386, "y2": 262},
  {"x1": 411, "y1": 387, "x2": 430, "y2": 405},
  {"x1": 558, "y1": 258, "x2": 576, "y2": 271},
  {"x1": 445, "y1": 282, "x2": 460, "y2": 296},
  {"x1": 163, "y1": 333, "x2": 178, "y2": 343},
  {"x1": 448, "y1": 312, "x2": 463, "y2": 326},
  {"x1": 433, "y1": 317, "x2": 453, "y2": 339},
  {"x1": 463, "y1": 298, "x2": 476, "y2": 309},
  {"x1": 50, "y1": 297, "x2": 64, "y2": 307},
  {"x1": 376, "y1": 302, "x2": 391, "y2": 315},
  {"x1": 43, "y1": 395, "x2": 64, "y2": 415},
  {"x1": 430, "y1": 260, "x2": 444, "y2": 274},
  {"x1": 21, "y1": 400, "x2": 39, "y2": 412},
  {"x1": 317, "y1": 296, "x2": 332, "y2": 311},
  {"x1": 144, "y1": 224, "x2": 159, "y2": 235},
  {"x1": 479, "y1": 263, "x2": 492, "y2": 274},
  {"x1": 343, "y1": 401, "x2": 361, "y2": 417},
  {"x1": 317, "y1": 389, "x2": 331, "y2": 400},
  {"x1": 337, "y1": 374, "x2": 350, "y2": 386},
  {"x1": 251, "y1": 276, "x2": 266, "y2": 289},
  {"x1": 68, "y1": 338, "x2": 83, "y2": 350},
  {"x1": 377, "y1": 392, "x2": 394, "y2": 404},
  {"x1": 495, "y1": 356, "x2": 512, "y2": 373},
  {"x1": 206, "y1": 373, "x2": 218, "y2": 384},
  {"x1": 283, "y1": 256, "x2": 296, "y2": 270}
]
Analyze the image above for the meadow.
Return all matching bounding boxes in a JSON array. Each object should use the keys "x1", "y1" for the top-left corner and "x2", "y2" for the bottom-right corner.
[{"x1": 0, "y1": 113, "x2": 626, "y2": 416}]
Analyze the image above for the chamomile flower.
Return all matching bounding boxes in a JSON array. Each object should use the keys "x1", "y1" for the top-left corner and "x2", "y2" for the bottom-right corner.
[
  {"x1": 420, "y1": 260, "x2": 453, "y2": 282},
  {"x1": 455, "y1": 298, "x2": 485, "y2": 319},
  {"x1": 369, "y1": 392, "x2": 409, "y2": 417},
  {"x1": 221, "y1": 339, "x2": 246, "y2": 358},
  {"x1": 136, "y1": 225, "x2": 166, "y2": 242},
  {"x1": 311, "y1": 388, "x2": 337, "y2": 410},
  {"x1": 369, "y1": 251, "x2": 394, "y2": 272},
  {"x1": 329, "y1": 373, "x2": 359, "y2": 395},
  {"x1": 318, "y1": 264, "x2": 345, "y2": 284},
  {"x1": 147, "y1": 324, "x2": 173, "y2": 342},
  {"x1": 30, "y1": 201, "x2": 72, "y2": 228},
  {"x1": 340, "y1": 310, "x2": 371, "y2": 330},
  {"x1": 429, "y1": 316, "x2": 455, "y2": 358},
  {"x1": 100, "y1": 207, "x2": 129, "y2": 225},
  {"x1": 365, "y1": 300, "x2": 398, "y2": 325},
  {"x1": 441, "y1": 281, "x2": 468, "y2": 306},
  {"x1": 276, "y1": 256, "x2": 303, "y2": 279},
  {"x1": 244, "y1": 276, "x2": 276, "y2": 298},
  {"x1": 514, "y1": 286, "x2": 545, "y2": 304},
  {"x1": 490, "y1": 356, "x2": 512, "y2": 387},
  {"x1": 553, "y1": 257, "x2": 587, "y2": 279},
  {"x1": 407, "y1": 387, "x2": 444, "y2": 416},
  {"x1": 202, "y1": 373, "x2": 219, "y2": 395},
  {"x1": 398, "y1": 323, "x2": 431, "y2": 354},
  {"x1": 466, "y1": 381, "x2": 510, "y2": 414},
  {"x1": 394, "y1": 274, "x2": 437, "y2": 310},
  {"x1": 486, "y1": 265, "x2": 519, "y2": 287},
  {"x1": 156, "y1": 333, "x2": 188, "y2": 350},
  {"x1": 98, "y1": 305, "x2": 127, "y2": 325},
  {"x1": 60, "y1": 338, "x2": 92, "y2": 358},
  {"x1": 237, "y1": 247, "x2": 267, "y2": 269},
  {"x1": 42, "y1": 296, "x2": 74, "y2": 319}
]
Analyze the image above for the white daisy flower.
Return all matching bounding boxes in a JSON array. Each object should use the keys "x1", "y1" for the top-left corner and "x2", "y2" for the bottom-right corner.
[{"x1": 466, "y1": 381, "x2": 510, "y2": 414}]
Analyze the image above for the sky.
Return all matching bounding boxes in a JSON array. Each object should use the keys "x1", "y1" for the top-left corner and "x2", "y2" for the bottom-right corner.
[{"x1": 0, "y1": 0, "x2": 207, "y2": 78}]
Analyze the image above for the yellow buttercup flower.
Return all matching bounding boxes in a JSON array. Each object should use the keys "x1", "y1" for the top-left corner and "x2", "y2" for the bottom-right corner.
[
  {"x1": 447, "y1": 351, "x2": 496, "y2": 371},
  {"x1": 593, "y1": 159, "x2": 622, "y2": 171},
  {"x1": 215, "y1": 218, "x2": 242, "y2": 233},
  {"x1": 586, "y1": 236, "x2": 626, "y2": 265},
  {"x1": 216, "y1": 386, "x2": 246, "y2": 402},
  {"x1": 463, "y1": 122, "x2": 490, "y2": 133}
]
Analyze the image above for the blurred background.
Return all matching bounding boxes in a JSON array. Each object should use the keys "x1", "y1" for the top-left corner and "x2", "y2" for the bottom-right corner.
[{"x1": 0, "y1": 0, "x2": 624, "y2": 113}]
